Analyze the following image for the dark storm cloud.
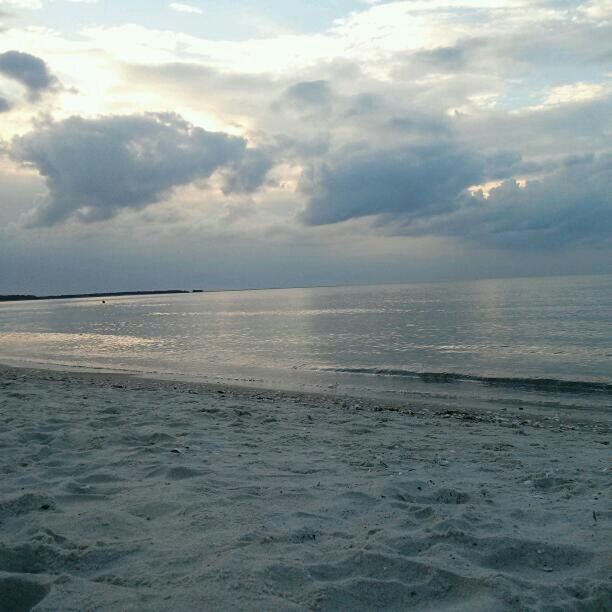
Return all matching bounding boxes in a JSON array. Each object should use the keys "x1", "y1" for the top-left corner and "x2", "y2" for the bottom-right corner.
[
  {"x1": 300, "y1": 143, "x2": 485, "y2": 226},
  {"x1": 11, "y1": 113, "x2": 266, "y2": 226},
  {"x1": 394, "y1": 153, "x2": 612, "y2": 249},
  {"x1": 0, "y1": 51, "x2": 58, "y2": 101}
]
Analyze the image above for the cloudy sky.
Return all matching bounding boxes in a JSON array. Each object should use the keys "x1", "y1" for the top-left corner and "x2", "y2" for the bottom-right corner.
[{"x1": 1, "y1": 0, "x2": 611, "y2": 294}]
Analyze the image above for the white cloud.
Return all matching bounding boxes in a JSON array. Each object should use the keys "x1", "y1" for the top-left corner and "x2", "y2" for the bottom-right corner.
[
  {"x1": 579, "y1": 0, "x2": 612, "y2": 20},
  {"x1": 543, "y1": 82, "x2": 606, "y2": 106},
  {"x1": 169, "y1": 2, "x2": 202, "y2": 15},
  {"x1": 0, "y1": 0, "x2": 42, "y2": 8},
  {"x1": 515, "y1": 82, "x2": 609, "y2": 113}
]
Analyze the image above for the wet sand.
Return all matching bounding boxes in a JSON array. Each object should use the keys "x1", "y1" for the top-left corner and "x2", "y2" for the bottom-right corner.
[{"x1": 0, "y1": 365, "x2": 610, "y2": 611}]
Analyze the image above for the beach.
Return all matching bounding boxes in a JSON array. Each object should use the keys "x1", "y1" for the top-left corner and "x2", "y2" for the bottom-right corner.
[{"x1": 0, "y1": 364, "x2": 610, "y2": 611}]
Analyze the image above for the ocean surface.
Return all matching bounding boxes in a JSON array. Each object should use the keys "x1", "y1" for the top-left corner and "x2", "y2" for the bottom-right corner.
[{"x1": 1, "y1": 275, "x2": 611, "y2": 411}]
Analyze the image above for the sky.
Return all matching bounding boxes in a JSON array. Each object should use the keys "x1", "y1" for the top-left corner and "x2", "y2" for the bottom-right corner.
[{"x1": 1, "y1": 0, "x2": 611, "y2": 294}]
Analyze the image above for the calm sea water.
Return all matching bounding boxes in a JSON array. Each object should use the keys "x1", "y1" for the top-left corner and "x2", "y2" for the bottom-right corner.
[{"x1": 1, "y1": 275, "x2": 611, "y2": 410}]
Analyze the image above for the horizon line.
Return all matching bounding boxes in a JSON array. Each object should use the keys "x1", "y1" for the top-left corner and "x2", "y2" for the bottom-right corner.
[{"x1": 1, "y1": 271, "x2": 610, "y2": 303}]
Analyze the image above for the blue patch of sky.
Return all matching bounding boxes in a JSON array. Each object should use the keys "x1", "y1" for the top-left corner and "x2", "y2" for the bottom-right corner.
[
  {"x1": 495, "y1": 66, "x2": 608, "y2": 111},
  {"x1": 25, "y1": 0, "x2": 364, "y2": 40}
]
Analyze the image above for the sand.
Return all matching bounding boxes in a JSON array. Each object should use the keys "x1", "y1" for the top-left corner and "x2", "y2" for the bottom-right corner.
[{"x1": 0, "y1": 364, "x2": 610, "y2": 611}]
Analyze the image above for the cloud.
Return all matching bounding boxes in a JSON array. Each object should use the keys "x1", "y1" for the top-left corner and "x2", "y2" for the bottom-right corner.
[
  {"x1": 300, "y1": 143, "x2": 485, "y2": 226},
  {"x1": 11, "y1": 113, "x2": 269, "y2": 226},
  {"x1": 410, "y1": 38, "x2": 488, "y2": 72},
  {"x1": 169, "y1": 2, "x2": 202, "y2": 15},
  {"x1": 299, "y1": 127, "x2": 612, "y2": 249},
  {"x1": 3, "y1": 0, "x2": 612, "y2": 254},
  {"x1": 0, "y1": 51, "x2": 58, "y2": 101},
  {"x1": 0, "y1": 0, "x2": 42, "y2": 8},
  {"x1": 122, "y1": 61, "x2": 279, "y2": 120},
  {"x1": 282, "y1": 80, "x2": 334, "y2": 112},
  {"x1": 540, "y1": 82, "x2": 606, "y2": 107},
  {"x1": 0, "y1": 96, "x2": 11, "y2": 112},
  {"x1": 221, "y1": 148, "x2": 273, "y2": 195},
  {"x1": 580, "y1": 0, "x2": 612, "y2": 20},
  {"x1": 385, "y1": 114, "x2": 450, "y2": 135},
  {"x1": 392, "y1": 153, "x2": 612, "y2": 248}
]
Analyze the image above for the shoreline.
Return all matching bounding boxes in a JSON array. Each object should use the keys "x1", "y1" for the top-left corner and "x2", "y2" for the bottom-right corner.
[
  {"x1": 1, "y1": 364, "x2": 610, "y2": 610},
  {"x1": 2, "y1": 357, "x2": 610, "y2": 423}
]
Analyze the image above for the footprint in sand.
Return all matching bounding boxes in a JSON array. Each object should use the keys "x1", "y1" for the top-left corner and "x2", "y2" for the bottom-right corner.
[{"x1": 0, "y1": 573, "x2": 50, "y2": 612}]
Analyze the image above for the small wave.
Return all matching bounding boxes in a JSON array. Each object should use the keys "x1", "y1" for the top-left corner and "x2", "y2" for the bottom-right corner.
[{"x1": 319, "y1": 367, "x2": 612, "y2": 395}]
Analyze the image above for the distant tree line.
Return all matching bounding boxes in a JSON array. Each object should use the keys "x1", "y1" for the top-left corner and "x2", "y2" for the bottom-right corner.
[{"x1": 0, "y1": 290, "x2": 197, "y2": 302}]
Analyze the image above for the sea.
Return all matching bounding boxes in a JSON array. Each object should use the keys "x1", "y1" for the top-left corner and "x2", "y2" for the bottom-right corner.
[{"x1": 1, "y1": 274, "x2": 611, "y2": 412}]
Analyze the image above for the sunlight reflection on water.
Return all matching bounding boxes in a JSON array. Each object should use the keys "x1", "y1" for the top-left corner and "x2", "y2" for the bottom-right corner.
[{"x1": 1, "y1": 276, "x2": 611, "y2": 391}]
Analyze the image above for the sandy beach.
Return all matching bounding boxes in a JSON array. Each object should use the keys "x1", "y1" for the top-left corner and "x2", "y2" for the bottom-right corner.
[{"x1": 0, "y1": 364, "x2": 610, "y2": 611}]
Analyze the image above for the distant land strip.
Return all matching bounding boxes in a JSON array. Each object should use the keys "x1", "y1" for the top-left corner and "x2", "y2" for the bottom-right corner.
[
  {"x1": 0, "y1": 285, "x2": 346, "y2": 302},
  {"x1": 0, "y1": 290, "x2": 193, "y2": 302}
]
